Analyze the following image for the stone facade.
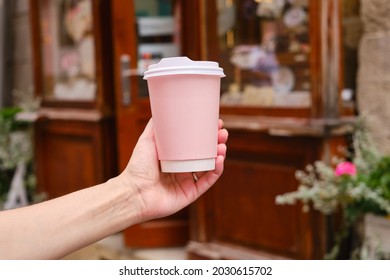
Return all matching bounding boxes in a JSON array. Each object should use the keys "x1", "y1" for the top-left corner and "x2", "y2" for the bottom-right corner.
[
  {"x1": 357, "y1": 0, "x2": 390, "y2": 154},
  {"x1": 12, "y1": 0, "x2": 32, "y2": 97},
  {"x1": 1, "y1": 0, "x2": 33, "y2": 107},
  {"x1": 360, "y1": 0, "x2": 390, "y2": 34}
]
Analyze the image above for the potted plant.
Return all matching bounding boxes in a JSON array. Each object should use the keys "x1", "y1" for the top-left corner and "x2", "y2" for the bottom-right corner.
[
  {"x1": 275, "y1": 120, "x2": 390, "y2": 259},
  {"x1": 0, "y1": 107, "x2": 39, "y2": 210}
]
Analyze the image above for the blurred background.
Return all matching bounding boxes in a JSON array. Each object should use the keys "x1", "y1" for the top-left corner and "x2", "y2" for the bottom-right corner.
[{"x1": 1, "y1": 0, "x2": 390, "y2": 260}]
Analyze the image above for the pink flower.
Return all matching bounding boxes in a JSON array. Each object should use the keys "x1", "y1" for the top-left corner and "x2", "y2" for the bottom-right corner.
[{"x1": 335, "y1": 162, "x2": 357, "y2": 176}]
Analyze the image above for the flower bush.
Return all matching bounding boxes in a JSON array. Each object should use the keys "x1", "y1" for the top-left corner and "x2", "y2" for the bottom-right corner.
[
  {"x1": 275, "y1": 120, "x2": 390, "y2": 259},
  {"x1": 0, "y1": 107, "x2": 37, "y2": 208}
]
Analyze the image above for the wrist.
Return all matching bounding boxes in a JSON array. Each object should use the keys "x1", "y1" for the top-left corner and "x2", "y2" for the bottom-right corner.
[{"x1": 105, "y1": 174, "x2": 147, "y2": 228}]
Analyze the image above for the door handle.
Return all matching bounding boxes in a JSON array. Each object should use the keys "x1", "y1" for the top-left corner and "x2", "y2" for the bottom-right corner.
[{"x1": 120, "y1": 54, "x2": 141, "y2": 106}]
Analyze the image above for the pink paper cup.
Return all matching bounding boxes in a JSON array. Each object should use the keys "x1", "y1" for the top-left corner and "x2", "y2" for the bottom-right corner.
[{"x1": 144, "y1": 57, "x2": 225, "y2": 173}]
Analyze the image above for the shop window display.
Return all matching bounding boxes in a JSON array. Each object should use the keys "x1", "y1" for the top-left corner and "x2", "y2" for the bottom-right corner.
[
  {"x1": 39, "y1": 0, "x2": 96, "y2": 101},
  {"x1": 218, "y1": 0, "x2": 311, "y2": 108}
]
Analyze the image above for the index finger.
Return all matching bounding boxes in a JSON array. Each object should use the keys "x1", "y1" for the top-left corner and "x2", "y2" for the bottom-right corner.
[{"x1": 218, "y1": 119, "x2": 224, "y2": 130}]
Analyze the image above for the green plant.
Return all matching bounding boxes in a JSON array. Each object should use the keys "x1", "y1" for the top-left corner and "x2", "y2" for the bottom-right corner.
[
  {"x1": 275, "y1": 120, "x2": 390, "y2": 259},
  {"x1": 0, "y1": 107, "x2": 37, "y2": 208}
]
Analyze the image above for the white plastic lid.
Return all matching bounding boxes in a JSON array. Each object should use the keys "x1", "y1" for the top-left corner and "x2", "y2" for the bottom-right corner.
[{"x1": 143, "y1": 56, "x2": 225, "y2": 79}]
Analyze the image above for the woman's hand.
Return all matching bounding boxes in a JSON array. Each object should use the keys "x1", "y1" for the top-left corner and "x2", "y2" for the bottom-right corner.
[{"x1": 119, "y1": 118, "x2": 228, "y2": 221}]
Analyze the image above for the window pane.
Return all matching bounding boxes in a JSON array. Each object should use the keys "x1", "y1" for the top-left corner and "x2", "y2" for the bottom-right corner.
[
  {"x1": 39, "y1": 0, "x2": 97, "y2": 101},
  {"x1": 217, "y1": 0, "x2": 311, "y2": 108},
  {"x1": 135, "y1": 0, "x2": 180, "y2": 98}
]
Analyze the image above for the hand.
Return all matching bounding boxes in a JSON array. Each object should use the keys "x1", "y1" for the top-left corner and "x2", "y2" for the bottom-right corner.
[{"x1": 119, "y1": 118, "x2": 228, "y2": 222}]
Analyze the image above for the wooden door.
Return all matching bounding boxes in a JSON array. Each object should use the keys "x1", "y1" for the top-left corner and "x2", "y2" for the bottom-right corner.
[{"x1": 111, "y1": 0, "x2": 201, "y2": 248}]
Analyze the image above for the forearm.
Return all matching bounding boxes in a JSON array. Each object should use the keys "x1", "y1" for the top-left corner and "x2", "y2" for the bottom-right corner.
[{"x1": 0, "y1": 176, "x2": 142, "y2": 259}]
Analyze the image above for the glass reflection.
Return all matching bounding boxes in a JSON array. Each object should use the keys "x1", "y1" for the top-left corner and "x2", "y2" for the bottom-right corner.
[
  {"x1": 40, "y1": 0, "x2": 97, "y2": 101},
  {"x1": 217, "y1": 0, "x2": 311, "y2": 107},
  {"x1": 135, "y1": 0, "x2": 180, "y2": 98}
]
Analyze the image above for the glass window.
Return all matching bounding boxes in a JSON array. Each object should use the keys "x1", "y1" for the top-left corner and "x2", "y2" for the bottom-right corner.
[
  {"x1": 39, "y1": 0, "x2": 97, "y2": 101},
  {"x1": 135, "y1": 0, "x2": 180, "y2": 98},
  {"x1": 341, "y1": 0, "x2": 361, "y2": 108},
  {"x1": 217, "y1": 0, "x2": 311, "y2": 108}
]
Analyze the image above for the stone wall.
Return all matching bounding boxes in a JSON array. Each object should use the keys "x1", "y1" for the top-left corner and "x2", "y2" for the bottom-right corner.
[
  {"x1": 12, "y1": 0, "x2": 33, "y2": 106},
  {"x1": 357, "y1": 0, "x2": 390, "y2": 154},
  {"x1": 12, "y1": 0, "x2": 32, "y2": 97}
]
